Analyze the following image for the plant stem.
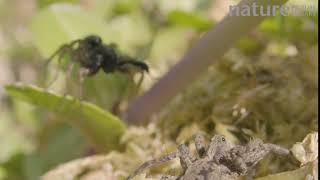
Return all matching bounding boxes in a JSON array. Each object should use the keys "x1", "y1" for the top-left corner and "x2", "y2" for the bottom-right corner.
[{"x1": 124, "y1": 0, "x2": 289, "y2": 124}]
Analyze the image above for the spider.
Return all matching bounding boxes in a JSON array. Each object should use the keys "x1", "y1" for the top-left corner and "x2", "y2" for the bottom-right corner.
[
  {"x1": 44, "y1": 35, "x2": 149, "y2": 96},
  {"x1": 127, "y1": 134, "x2": 290, "y2": 180}
]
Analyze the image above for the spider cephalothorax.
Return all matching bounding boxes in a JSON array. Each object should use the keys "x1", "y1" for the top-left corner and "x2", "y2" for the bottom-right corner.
[{"x1": 46, "y1": 35, "x2": 149, "y2": 85}]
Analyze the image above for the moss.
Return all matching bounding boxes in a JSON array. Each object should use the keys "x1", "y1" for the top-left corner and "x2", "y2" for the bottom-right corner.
[{"x1": 156, "y1": 40, "x2": 317, "y2": 176}]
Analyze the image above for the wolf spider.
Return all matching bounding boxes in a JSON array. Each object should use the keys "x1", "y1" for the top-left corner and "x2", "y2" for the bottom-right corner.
[{"x1": 127, "y1": 134, "x2": 289, "y2": 180}]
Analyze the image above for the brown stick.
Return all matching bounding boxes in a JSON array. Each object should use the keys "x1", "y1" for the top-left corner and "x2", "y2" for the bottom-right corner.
[{"x1": 124, "y1": 0, "x2": 288, "y2": 124}]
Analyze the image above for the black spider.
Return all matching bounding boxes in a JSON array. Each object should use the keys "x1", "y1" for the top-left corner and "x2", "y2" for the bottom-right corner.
[{"x1": 45, "y1": 35, "x2": 149, "y2": 89}]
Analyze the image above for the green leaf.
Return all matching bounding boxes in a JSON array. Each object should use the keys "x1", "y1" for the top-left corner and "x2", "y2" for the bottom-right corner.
[
  {"x1": 30, "y1": 3, "x2": 152, "y2": 58},
  {"x1": 24, "y1": 125, "x2": 88, "y2": 180},
  {"x1": 112, "y1": 0, "x2": 140, "y2": 15},
  {"x1": 149, "y1": 27, "x2": 195, "y2": 63},
  {"x1": 236, "y1": 36, "x2": 262, "y2": 54},
  {"x1": 103, "y1": 13, "x2": 152, "y2": 54},
  {"x1": 5, "y1": 84, "x2": 126, "y2": 152},
  {"x1": 0, "y1": 153, "x2": 25, "y2": 180},
  {"x1": 30, "y1": 3, "x2": 109, "y2": 57},
  {"x1": 168, "y1": 10, "x2": 213, "y2": 31},
  {"x1": 37, "y1": 0, "x2": 79, "y2": 8}
]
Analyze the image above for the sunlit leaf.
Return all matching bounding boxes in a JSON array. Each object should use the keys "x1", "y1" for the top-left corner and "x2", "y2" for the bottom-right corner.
[
  {"x1": 0, "y1": 153, "x2": 25, "y2": 180},
  {"x1": 149, "y1": 26, "x2": 195, "y2": 63},
  {"x1": 92, "y1": 0, "x2": 116, "y2": 19},
  {"x1": 259, "y1": 15, "x2": 318, "y2": 43},
  {"x1": 30, "y1": 3, "x2": 109, "y2": 57},
  {"x1": 236, "y1": 36, "x2": 262, "y2": 54},
  {"x1": 37, "y1": 0, "x2": 79, "y2": 8},
  {"x1": 5, "y1": 84, "x2": 126, "y2": 152},
  {"x1": 112, "y1": 0, "x2": 140, "y2": 14},
  {"x1": 104, "y1": 13, "x2": 152, "y2": 54},
  {"x1": 168, "y1": 10, "x2": 213, "y2": 31}
]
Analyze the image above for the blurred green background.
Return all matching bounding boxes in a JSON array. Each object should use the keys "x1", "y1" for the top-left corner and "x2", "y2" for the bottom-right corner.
[{"x1": 0, "y1": 0, "x2": 318, "y2": 179}]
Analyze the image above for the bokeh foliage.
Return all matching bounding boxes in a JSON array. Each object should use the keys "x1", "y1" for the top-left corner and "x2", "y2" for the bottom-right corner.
[{"x1": 0, "y1": 0, "x2": 318, "y2": 179}]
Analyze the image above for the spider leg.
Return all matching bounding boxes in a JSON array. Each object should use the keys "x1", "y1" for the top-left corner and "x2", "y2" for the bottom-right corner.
[
  {"x1": 117, "y1": 60, "x2": 149, "y2": 73},
  {"x1": 43, "y1": 43, "x2": 74, "y2": 68},
  {"x1": 118, "y1": 69, "x2": 144, "y2": 104},
  {"x1": 44, "y1": 44, "x2": 76, "y2": 89},
  {"x1": 264, "y1": 143, "x2": 289, "y2": 156},
  {"x1": 40, "y1": 49, "x2": 64, "y2": 87},
  {"x1": 43, "y1": 39, "x2": 82, "y2": 87},
  {"x1": 206, "y1": 137, "x2": 220, "y2": 160},
  {"x1": 193, "y1": 133, "x2": 207, "y2": 158},
  {"x1": 118, "y1": 60, "x2": 148, "y2": 96},
  {"x1": 52, "y1": 63, "x2": 75, "y2": 113},
  {"x1": 43, "y1": 46, "x2": 65, "y2": 68},
  {"x1": 65, "y1": 63, "x2": 75, "y2": 95},
  {"x1": 178, "y1": 144, "x2": 194, "y2": 172},
  {"x1": 55, "y1": 66, "x2": 86, "y2": 114},
  {"x1": 126, "y1": 151, "x2": 179, "y2": 180},
  {"x1": 78, "y1": 68, "x2": 90, "y2": 99},
  {"x1": 160, "y1": 175, "x2": 178, "y2": 180},
  {"x1": 57, "y1": 67, "x2": 86, "y2": 115},
  {"x1": 135, "y1": 71, "x2": 145, "y2": 90},
  {"x1": 44, "y1": 49, "x2": 66, "y2": 89}
]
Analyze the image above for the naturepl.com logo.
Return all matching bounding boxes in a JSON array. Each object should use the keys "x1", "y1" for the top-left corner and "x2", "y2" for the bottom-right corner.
[{"x1": 228, "y1": 2, "x2": 318, "y2": 16}]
